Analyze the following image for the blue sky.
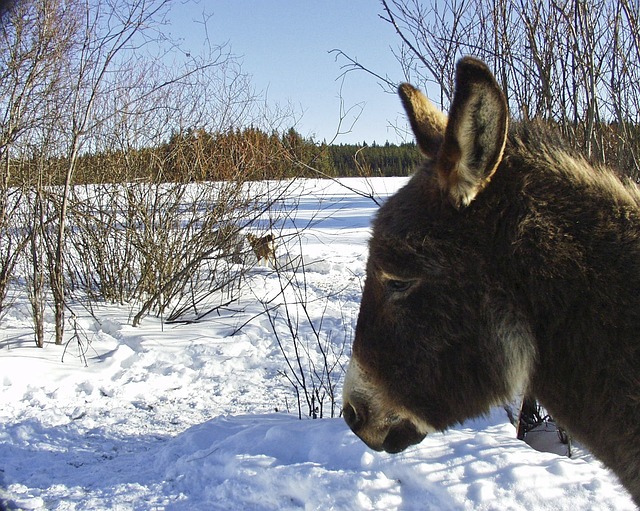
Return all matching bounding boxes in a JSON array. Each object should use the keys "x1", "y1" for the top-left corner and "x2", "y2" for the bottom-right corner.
[{"x1": 168, "y1": 1, "x2": 413, "y2": 144}]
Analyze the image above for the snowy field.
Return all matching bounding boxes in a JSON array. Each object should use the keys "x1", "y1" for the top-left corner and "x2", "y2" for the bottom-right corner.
[{"x1": 0, "y1": 177, "x2": 634, "y2": 510}]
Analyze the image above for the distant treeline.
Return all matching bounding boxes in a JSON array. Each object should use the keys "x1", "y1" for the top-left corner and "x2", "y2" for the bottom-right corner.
[
  {"x1": 328, "y1": 140, "x2": 421, "y2": 177},
  {"x1": 15, "y1": 121, "x2": 640, "y2": 186},
  {"x1": 20, "y1": 127, "x2": 422, "y2": 185}
]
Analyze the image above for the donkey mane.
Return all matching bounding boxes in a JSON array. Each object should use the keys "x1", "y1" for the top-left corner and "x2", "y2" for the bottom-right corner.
[{"x1": 510, "y1": 123, "x2": 640, "y2": 206}]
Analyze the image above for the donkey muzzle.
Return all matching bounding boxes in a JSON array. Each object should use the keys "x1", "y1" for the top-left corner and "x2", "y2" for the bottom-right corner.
[
  {"x1": 343, "y1": 398, "x2": 426, "y2": 453},
  {"x1": 342, "y1": 359, "x2": 429, "y2": 453}
]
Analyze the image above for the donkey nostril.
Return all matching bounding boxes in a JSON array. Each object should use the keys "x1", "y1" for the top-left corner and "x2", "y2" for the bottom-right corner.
[
  {"x1": 343, "y1": 403, "x2": 361, "y2": 431},
  {"x1": 343, "y1": 400, "x2": 366, "y2": 432}
]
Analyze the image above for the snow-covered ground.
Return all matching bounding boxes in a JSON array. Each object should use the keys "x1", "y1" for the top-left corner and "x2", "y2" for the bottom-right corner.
[{"x1": 0, "y1": 178, "x2": 634, "y2": 510}]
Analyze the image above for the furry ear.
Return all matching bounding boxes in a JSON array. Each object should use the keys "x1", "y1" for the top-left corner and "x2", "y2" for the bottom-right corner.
[
  {"x1": 438, "y1": 57, "x2": 508, "y2": 207},
  {"x1": 398, "y1": 83, "x2": 447, "y2": 158},
  {"x1": 399, "y1": 57, "x2": 508, "y2": 208}
]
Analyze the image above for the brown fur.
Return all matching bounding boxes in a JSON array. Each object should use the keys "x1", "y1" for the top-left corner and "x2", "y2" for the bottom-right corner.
[
  {"x1": 247, "y1": 233, "x2": 276, "y2": 267},
  {"x1": 343, "y1": 56, "x2": 640, "y2": 505}
]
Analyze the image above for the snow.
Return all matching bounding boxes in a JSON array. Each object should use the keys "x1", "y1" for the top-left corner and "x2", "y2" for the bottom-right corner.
[{"x1": 0, "y1": 177, "x2": 635, "y2": 510}]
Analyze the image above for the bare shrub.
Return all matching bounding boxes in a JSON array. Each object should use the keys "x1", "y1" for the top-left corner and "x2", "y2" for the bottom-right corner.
[
  {"x1": 257, "y1": 227, "x2": 350, "y2": 420},
  {"x1": 338, "y1": 0, "x2": 640, "y2": 178},
  {"x1": 263, "y1": 282, "x2": 349, "y2": 419},
  {"x1": 0, "y1": 0, "x2": 301, "y2": 344}
]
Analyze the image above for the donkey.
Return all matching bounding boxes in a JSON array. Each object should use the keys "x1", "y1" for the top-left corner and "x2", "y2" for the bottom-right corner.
[{"x1": 342, "y1": 56, "x2": 640, "y2": 505}]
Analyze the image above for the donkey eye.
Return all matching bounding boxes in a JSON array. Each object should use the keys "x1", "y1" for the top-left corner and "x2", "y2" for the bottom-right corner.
[{"x1": 386, "y1": 279, "x2": 414, "y2": 293}]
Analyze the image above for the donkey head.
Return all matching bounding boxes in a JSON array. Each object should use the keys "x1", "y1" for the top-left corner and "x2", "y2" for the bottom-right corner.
[{"x1": 343, "y1": 57, "x2": 536, "y2": 453}]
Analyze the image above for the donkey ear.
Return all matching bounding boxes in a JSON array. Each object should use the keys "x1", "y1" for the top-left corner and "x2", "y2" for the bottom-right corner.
[
  {"x1": 438, "y1": 57, "x2": 508, "y2": 208},
  {"x1": 398, "y1": 83, "x2": 447, "y2": 159}
]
